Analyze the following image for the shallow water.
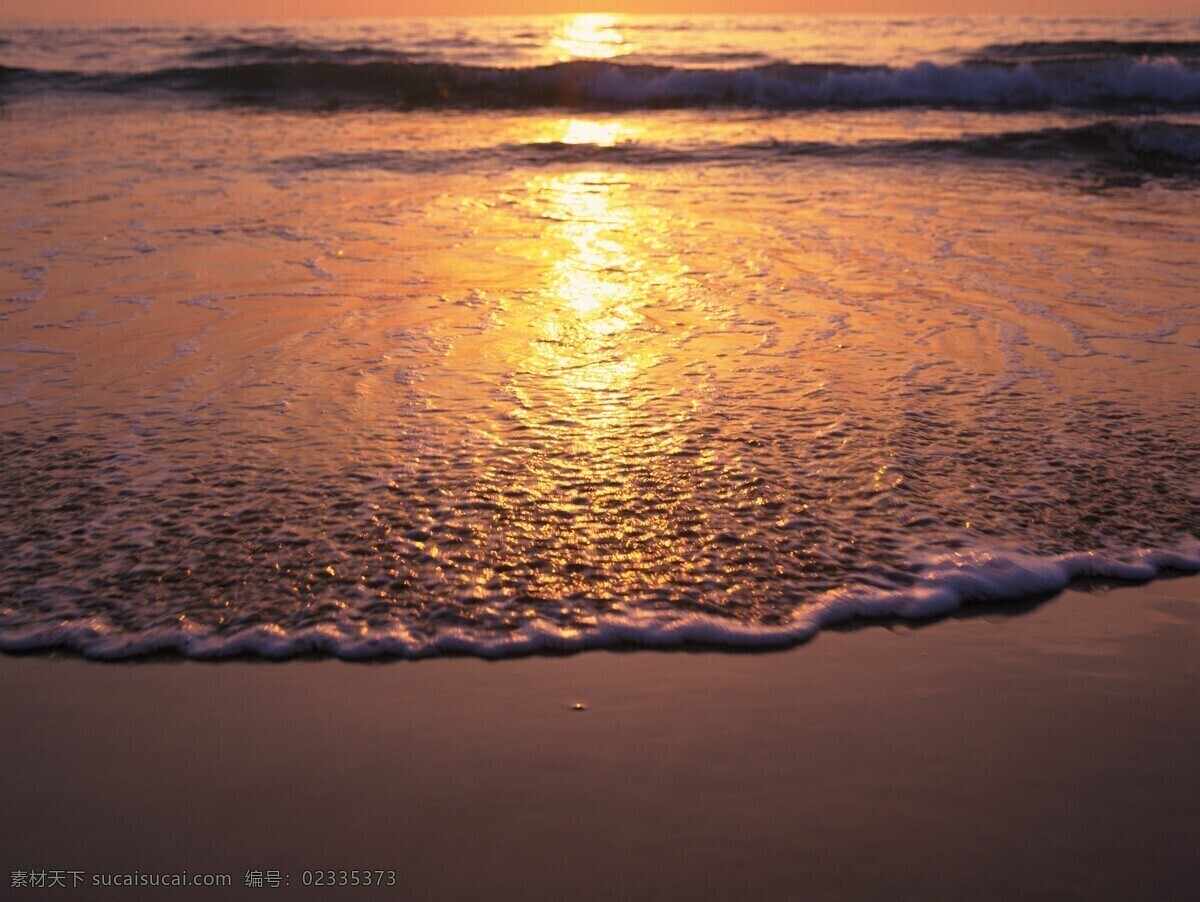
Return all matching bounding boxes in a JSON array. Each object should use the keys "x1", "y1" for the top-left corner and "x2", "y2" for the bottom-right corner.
[{"x1": 1, "y1": 16, "x2": 1199, "y2": 657}]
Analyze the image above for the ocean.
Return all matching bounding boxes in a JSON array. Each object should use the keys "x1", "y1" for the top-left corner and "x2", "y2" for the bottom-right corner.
[{"x1": 1, "y1": 14, "x2": 1199, "y2": 658}]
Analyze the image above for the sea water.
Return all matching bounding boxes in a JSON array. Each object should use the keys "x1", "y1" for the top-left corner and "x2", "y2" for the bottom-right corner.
[{"x1": 1, "y1": 15, "x2": 1199, "y2": 657}]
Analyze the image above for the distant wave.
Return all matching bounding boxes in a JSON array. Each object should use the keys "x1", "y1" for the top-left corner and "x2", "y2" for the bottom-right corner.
[
  {"x1": 278, "y1": 121, "x2": 1200, "y2": 175},
  {"x1": 0, "y1": 64, "x2": 31, "y2": 82},
  {"x1": 1, "y1": 542, "x2": 1196, "y2": 659},
  {"x1": 974, "y1": 39, "x2": 1200, "y2": 63},
  {"x1": 182, "y1": 41, "x2": 396, "y2": 65},
  {"x1": 3, "y1": 56, "x2": 1200, "y2": 111}
]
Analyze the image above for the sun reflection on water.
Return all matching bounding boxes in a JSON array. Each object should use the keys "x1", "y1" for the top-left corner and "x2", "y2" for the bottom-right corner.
[
  {"x1": 554, "y1": 117, "x2": 637, "y2": 147},
  {"x1": 469, "y1": 162, "x2": 707, "y2": 599},
  {"x1": 520, "y1": 170, "x2": 654, "y2": 427},
  {"x1": 359, "y1": 137, "x2": 771, "y2": 616},
  {"x1": 551, "y1": 13, "x2": 631, "y2": 61}
]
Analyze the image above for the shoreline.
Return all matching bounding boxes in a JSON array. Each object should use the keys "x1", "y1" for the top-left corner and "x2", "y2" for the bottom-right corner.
[{"x1": 2, "y1": 574, "x2": 1197, "y2": 900}]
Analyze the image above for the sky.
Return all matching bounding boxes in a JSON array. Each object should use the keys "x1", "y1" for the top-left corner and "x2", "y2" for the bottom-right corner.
[{"x1": 3, "y1": 0, "x2": 1199, "y2": 20}]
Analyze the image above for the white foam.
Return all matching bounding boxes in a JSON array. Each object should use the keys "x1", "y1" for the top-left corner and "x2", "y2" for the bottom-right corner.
[{"x1": 2, "y1": 541, "x2": 1196, "y2": 660}]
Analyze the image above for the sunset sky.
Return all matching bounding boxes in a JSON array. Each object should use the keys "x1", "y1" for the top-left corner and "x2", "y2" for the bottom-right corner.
[{"x1": 3, "y1": 0, "x2": 1199, "y2": 21}]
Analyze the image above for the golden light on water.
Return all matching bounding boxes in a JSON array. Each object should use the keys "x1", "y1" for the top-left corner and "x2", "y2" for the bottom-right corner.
[
  {"x1": 543, "y1": 172, "x2": 636, "y2": 318},
  {"x1": 555, "y1": 117, "x2": 636, "y2": 147},
  {"x1": 519, "y1": 170, "x2": 651, "y2": 423},
  {"x1": 551, "y1": 13, "x2": 631, "y2": 62},
  {"x1": 458, "y1": 162, "x2": 707, "y2": 596}
]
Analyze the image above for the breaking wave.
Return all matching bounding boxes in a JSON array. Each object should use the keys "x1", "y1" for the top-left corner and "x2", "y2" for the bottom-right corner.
[{"x1": 4, "y1": 55, "x2": 1200, "y2": 111}]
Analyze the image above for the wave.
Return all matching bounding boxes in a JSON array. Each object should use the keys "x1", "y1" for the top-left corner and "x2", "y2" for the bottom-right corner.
[
  {"x1": 907, "y1": 119, "x2": 1200, "y2": 170},
  {"x1": 4, "y1": 57, "x2": 1200, "y2": 111},
  {"x1": 277, "y1": 121, "x2": 1200, "y2": 175},
  {"x1": 181, "y1": 41, "x2": 397, "y2": 65},
  {"x1": 2, "y1": 542, "x2": 1196, "y2": 659}
]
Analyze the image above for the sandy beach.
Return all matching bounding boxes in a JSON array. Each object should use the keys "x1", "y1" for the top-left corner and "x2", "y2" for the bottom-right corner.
[{"x1": 3, "y1": 574, "x2": 1197, "y2": 901}]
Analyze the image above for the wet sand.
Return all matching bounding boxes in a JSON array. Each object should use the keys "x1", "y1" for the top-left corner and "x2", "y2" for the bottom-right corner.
[{"x1": 1, "y1": 575, "x2": 1198, "y2": 901}]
